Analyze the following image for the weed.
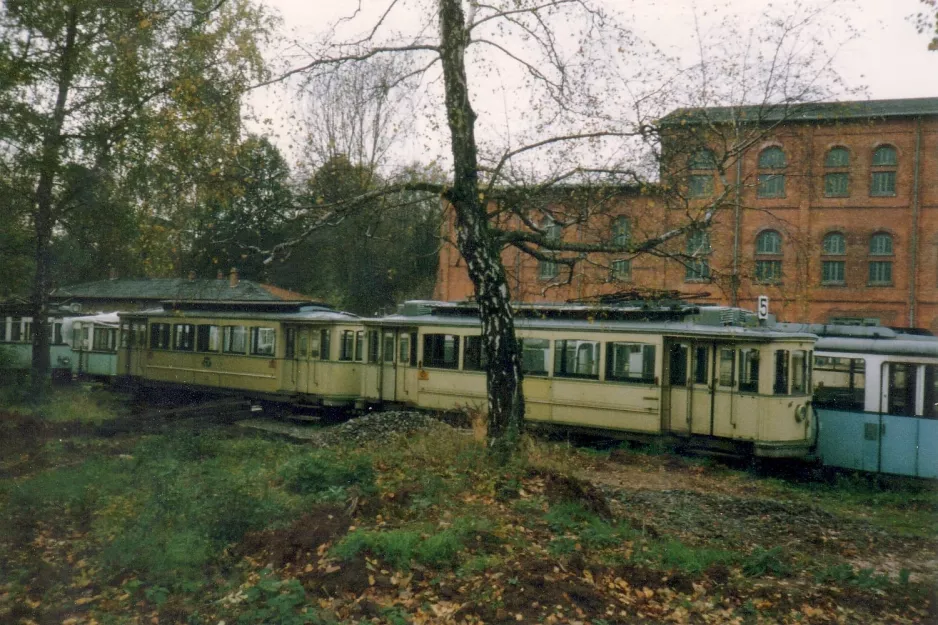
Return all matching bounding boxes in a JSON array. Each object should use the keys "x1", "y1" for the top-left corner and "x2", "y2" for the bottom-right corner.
[
  {"x1": 457, "y1": 555, "x2": 500, "y2": 577},
  {"x1": 644, "y1": 539, "x2": 736, "y2": 575},
  {"x1": 236, "y1": 570, "x2": 328, "y2": 625},
  {"x1": 741, "y1": 546, "x2": 792, "y2": 577},
  {"x1": 547, "y1": 536, "x2": 578, "y2": 556},
  {"x1": 280, "y1": 450, "x2": 376, "y2": 497}
]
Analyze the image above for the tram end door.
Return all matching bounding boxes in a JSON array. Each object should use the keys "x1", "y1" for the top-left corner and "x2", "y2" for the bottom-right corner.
[
  {"x1": 664, "y1": 340, "x2": 691, "y2": 435},
  {"x1": 689, "y1": 343, "x2": 713, "y2": 436}
]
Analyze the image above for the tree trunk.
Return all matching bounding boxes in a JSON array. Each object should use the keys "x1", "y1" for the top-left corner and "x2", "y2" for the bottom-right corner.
[
  {"x1": 30, "y1": 6, "x2": 79, "y2": 394},
  {"x1": 438, "y1": 0, "x2": 525, "y2": 460}
]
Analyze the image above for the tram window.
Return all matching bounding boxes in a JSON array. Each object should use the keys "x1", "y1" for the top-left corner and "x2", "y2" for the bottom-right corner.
[
  {"x1": 738, "y1": 349, "x2": 759, "y2": 392},
  {"x1": 792, "y1": 350, "x2": 808, "y2": 394},
  {"x1": 297, "y1": 332, "x2": 309, "y2": 358},
  {"x1": 150, "y1": 323, "x2": 171, "y2": 349},
  {"x1": 172, "y1": 324, "x2": 195, "y2": 351},
  {"x1": 0, "y1": 318, "x2": 5, "y2": 341},
  {"x1": 354, "y1": 331, "x2": 365, "y2": 361},
  {"x1": 813, "y1": 356, "x2": 865, "y2": 410},
  {"x1": 197, "y1": 325, "x2": 221, "y2": 352},
  {"x1": 11, "y1": 317, "x2": 21, "y2": 342},
  {"x1": 285, "y1": 328, "x2": 296, "y2": 358},
  {"x1": 410, "y1": 332, "x2": 418, "y2": 366},
  {"x1": 519, "y1": 338, "x2": 550, "y2": 375},
  {"x1": 136, "y1": 323, "x2": 147, "y2": 347},
  {"x1": 424, "y1": 334, "x2": 460, "y2": 369},
  {"x1": 554, "y1": 340, "x2": 599, "y2": 379},
  {"x1": 694, "y1": 347, "x2": 708, "y2": 385},
  {"x1": 309, "y1": 334, "x2": 320, "y2": 358},
  {"x1": 223, "y1": 326, "x2": 247, "y2": 354},
  {"x1": 668, "y1": 344, "x2": 689, "y2": 386},
  {"x1": 718, "y1": 348, "x2": 735, "y2": 387},
  {"x1": 120, "y1": 323, "x2": 130, "y2": 348},
  {"x1": 464, "y1": 335, "x2": 488, "y2": 371},
  {"x1": 383, "y1": 334, "x2": 395, "y2": 363},
  {"x1": 399, "y1": 335, "x2": 410, "y2": 365},
  {"x1": 774, "y1": 350, "x2": 790, "y2": 395},
  {"x1": 924, "y1": 365, "x2": 938, "y2": 419},
  {"x1": 320, "y1": 329, "x2": 331, "y2": 360},
  {"x1": 888, "y1": 363, "x2": 918, "y2": 417},
  {"x1": 606, "y1": 343, "x2": 656, "y2": 384},
  {"x1": 368, "y1": 330, "x2": 380, "y2": 362},
  {"x1": 339, "y1": 330, "x2": 355, "y2": 361},
  {"x1": 251, "y1": 327, "x2": 276, "y2": 356},
  {"x1": 54, "y1": 322, "x2": 63, "y2": 345},
  {"x1": 95, "y1": 328, "x2": 118, "y2": 351}
]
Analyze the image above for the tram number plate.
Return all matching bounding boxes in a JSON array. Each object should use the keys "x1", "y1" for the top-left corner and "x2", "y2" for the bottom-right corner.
[{"x1": 864, "y1": 422, "x2": 880, "y2": 441}]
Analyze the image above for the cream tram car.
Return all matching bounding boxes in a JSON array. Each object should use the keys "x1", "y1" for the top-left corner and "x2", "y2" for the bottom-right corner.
[
  {"x1": 117, "y1": 301, "x2": 363, "y2": 406},
  {"x1": 361, "y1": 301, "x2": 818, "y2": 458}
]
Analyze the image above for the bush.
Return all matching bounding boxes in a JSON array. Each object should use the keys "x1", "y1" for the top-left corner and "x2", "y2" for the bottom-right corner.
[
  {"x1": 280, "y1": 450, "x2": 376, "y2": 497},
  {"x1": 741, "y1": 546, "x2": 791, "y2": 577}
]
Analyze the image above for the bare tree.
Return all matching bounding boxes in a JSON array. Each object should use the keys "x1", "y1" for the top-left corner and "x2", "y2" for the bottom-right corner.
[{"x1": 258, "y1": 0, "x2": 854, "y2": 459}]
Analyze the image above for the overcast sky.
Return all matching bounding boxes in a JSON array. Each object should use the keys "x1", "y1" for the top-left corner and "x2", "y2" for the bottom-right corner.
[{"x1": 249, "y1": 0, "x2": 938, "y2": 170}]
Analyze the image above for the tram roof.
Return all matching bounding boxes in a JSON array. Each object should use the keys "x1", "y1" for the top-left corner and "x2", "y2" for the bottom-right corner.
[{"x1": 119, "y1": 304, "x2": 359, "y2": 323}]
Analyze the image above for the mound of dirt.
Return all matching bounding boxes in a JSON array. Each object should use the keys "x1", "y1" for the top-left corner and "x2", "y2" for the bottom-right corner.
[{"x1": 308, "y1": 411, "x2": 454, "y2": 448}]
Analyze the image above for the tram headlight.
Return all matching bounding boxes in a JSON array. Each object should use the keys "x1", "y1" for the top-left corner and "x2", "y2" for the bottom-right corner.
[{"x1": 794, "y1": 404, "x2": 806, "y2": 423}]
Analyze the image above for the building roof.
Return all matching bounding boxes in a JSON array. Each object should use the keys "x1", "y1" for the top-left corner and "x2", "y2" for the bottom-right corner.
[
  {"x1": 51, "y1": 278, "x2": 311, "y2": 303},
  {"x1": 661, "y1": 97, "x2": 938, "y2": 126}
]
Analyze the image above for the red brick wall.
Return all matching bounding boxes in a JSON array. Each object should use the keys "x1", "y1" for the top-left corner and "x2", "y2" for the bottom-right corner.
[{"x1": 435, "y1": 115, "x2": 937, "y2": 330}]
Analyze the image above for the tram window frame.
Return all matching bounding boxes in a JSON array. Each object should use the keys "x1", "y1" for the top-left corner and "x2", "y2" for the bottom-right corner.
[
  {"x1": 339, "y1": 330, "x2": 355, "y2": 361},
  {"x1": 718, "y1": 348, "x2": 735, "y2": 387},
  {"x1": 409, "y1": 332, "x2": 418, "y2": 366},
  {"x1": 887, "y1": 363, "x2": 918, "y2": 417},
  {"x1": 694, "y1": 346, "x2": 708, "y2": 385},
  {"x1": 791, "y1": 350, "x2": 808, "y2": 394},
  {"x1": 774, "y1": 349, "x2": 790, "y2": 395},
  {"x1": 94, "y1": 328, "x2": 118, "y2": 352},
  {"x1": 668, "y1": 344, "x2": 689, "y2": 387},
  {"x1": 606, "y1": 342, "x2": 656, "y2": 384},
  {"x1": 520, "y1": 338, "x2": 551, "y2": 376},
  {"x1": 134, "y1": 322, "x2": 146, "y2": 348},
  {"x1": 738, "y1": 348, "x2": 760, "y2": 393},
  {"x1": 399, "y1": 335, "x2": 410, "y2": 365},
  {"x1": 368, "y1": 330, "x2": 380, "y2": 363},
  {"x1": 53, "y1": 322, "x2": 63, "y2": 345},
  {"x1": 309, "y1": 332, "x2": 320, "y2": 359},
  {"x1": 120, "y1": 323, "x2": 131, "y2": 348},
  {"x1": 150, "y1": 323, "x2": 171, "y2": 349},
  {"x1": 924, "y1": 365, "x2": 938, "y2": 419},
  {"x1": 197, "y1": 325, "x2": 221, "y2": 353},
  {"x1": 320, "y1": 329, "x2": 331, "y2": 360},
  {"x1": 423, "y1": 333, "x2": 460, "y2": 369},
  {"x1": 223, "y1": 325, "x2": 247, "y2": 354},
  {"x1": 463, "y1": 335, "x2": 488, "y2": 371},
  {"x1": 383, "y1": 334, "x2": 395, "y2": 363},
  {"x1": 11, "y1": 317, "x2": 22, "y2": 342},
  {"x1": 173, "y1": 324, "x2": 195, "y2": 352},
  {"x1": 297, "y1": 331, "x2": 309, "y2": 358},
  {"x1": 251, "y1": 327, "x2": 276, "y2": 357},
  {"x1": 284, "y1": 327, "x2": 296, "y2": 358},
  {"x1": 553, "y1": 339, "x2": 600, "y2": 380},
  {"x1": 355, "y1": 331, "x2": 365, "y2": 362},
  {"x1": 0, "y1": 317, "x2": 5, "y2": 341},
  {"x1": 813, "y1": 356, "x2": 865, "y2": 410}
]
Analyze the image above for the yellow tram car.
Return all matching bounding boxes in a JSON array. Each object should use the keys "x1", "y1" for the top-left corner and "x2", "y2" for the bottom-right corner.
[
  {"x1": 117, "y1": 301, "x2": 364, "y2": 407},
  {"x1": 359, "y1": 301, "x2": 818, "y2": 458}
]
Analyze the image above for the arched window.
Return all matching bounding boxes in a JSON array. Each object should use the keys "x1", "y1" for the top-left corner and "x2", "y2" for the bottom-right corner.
[
  {"x1": 611, "y1": 216, "x2": 631, "y2": 280},
  {"x1": 821, "y1": 232, "x2": 846, "y2": 284},
  {"x1": 755, "y1": 230, "x2": 782, "y2": 283},
  {"x1": 868, "y1": 232, "x2": 894, "y2": 285},
  {"x1": 685, "y1": 230, "x2": 711, "y2": 281},
  {"x1": 824, "y1": 147, "x2": 850, "y2": 197},
  {"x1": 871, "y1": 146, "x2": 897, "y2": 197},
  {"x1": 689, "y1": 149, "x2": 716, "y2": 198},
  {"x1": 757, "y1": 147, "x2": 786, "y2": 198},
  {"x1": 537, "y1": 217, "x2": 561, "y2": 280}
]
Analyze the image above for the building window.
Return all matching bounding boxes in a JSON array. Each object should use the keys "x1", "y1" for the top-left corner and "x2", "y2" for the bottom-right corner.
[
  {"x1": 689, "y1": 149, "x2": 716, "y2": 198},
  {"x1": 755, "y1": 230, "x2": 782, "y2": 254},
  {"x1": 755, "y1": 260, "x2": 782, "y2": 284},
  {"x1": 537, "y1": 217, "x2": 562, "y2": 280},
  {"x1": 821, "y1": 232, "x2": 846, "y2": 285},
  {"x1": 754, "y1": 230, "x2": 782, "y2": 283},
  {"x1": 823, "y1": 147, "x2": 849, "y2": 197},
  {"x1": 868, "y1": 232, "x2": 893, "y2": 285},
  {"x1": 611, "y1": 259, "x2": 631, "y2": 281},
  {"x1": 685, "y1": 230, "x2": 711, "y2": 281},
  {"x1": 757, "y1": 146, "x2": 786, "y2": 198},
  {"x1": 870, "y1": 145, "x2": 897, "y2": 197}
]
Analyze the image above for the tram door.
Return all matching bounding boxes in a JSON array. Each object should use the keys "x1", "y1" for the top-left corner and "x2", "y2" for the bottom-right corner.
[
  {"x1": 665, "y1": 341, "x2": 691, "y2": 434},
  {"x1": 380, "y1": 332, "x2": 397, "y2": 401},
  {"x1": 689, "y1": 344, "x2": 713, "y2": 435},
  {"x1": 395, "y1": 330, "x2": 419, "y2": 404},
  {"x1": 293, "y1": 327, "x2": 313, "y2": 395}
]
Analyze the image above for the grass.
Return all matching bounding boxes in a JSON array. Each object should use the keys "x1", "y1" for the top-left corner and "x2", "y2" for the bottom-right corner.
[{"x1": 0, "y1": 380, "x2": 125, "y2": 423}]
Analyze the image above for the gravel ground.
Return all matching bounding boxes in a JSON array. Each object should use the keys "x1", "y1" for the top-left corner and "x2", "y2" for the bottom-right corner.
[{"x1": 237, "y1": 410, "x2": 454, "y2": 447}]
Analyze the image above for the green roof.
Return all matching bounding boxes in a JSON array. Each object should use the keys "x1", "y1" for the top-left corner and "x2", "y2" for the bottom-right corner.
[
  {"x1": 51, "y1": 278, "x2": 310, "y2": 303},
  {"x1": 661, "y1": 97, "x2": 938, "y2": 126}
]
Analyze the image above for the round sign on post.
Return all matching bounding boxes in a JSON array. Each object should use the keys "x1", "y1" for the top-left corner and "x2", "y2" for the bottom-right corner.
[{"x1": 757, "y1": 295, "x2": 769, "y2": 320}]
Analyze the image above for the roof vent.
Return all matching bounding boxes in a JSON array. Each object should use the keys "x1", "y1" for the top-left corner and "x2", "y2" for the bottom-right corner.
[{"x1": 229, "y1": 267, "x2": 239, "y2": 288}]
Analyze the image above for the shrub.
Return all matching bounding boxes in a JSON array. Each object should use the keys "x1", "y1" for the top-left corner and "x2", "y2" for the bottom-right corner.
[
  {"x1": 280, "y1": 450, "x2": 376, "y2": 497},
  {"x1": 741, "y1": 546, "x2": 791, "y2": 577}
]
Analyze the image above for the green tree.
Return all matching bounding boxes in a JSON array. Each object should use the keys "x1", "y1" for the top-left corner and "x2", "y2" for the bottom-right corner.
[{"x1": 0, "y1": 0, "x2": 272, "y2": 390}]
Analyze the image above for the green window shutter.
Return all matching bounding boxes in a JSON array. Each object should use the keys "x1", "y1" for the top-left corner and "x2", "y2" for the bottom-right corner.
[
  {"x1": 689, "y1": 175, "x2": 714, "y2": 198},
  {"x1": 825, "y1": 147, "x2": 849, "y2": 167},
  {"x1": 821, "y1": 260, "x2": 845, "y2": 284},
  {"x1": 870, "y1": 171, "x2": 896, "y2": 196},
  {"x1": 824, "y1": 172, "x2": 849, "y2": 197},
  {"x1": 757, "y1": 173, "x2": 785, "y2": 198}
]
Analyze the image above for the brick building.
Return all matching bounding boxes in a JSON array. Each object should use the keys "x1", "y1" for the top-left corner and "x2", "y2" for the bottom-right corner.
[{"x1": 434, "y1": 97, "x2": 938, "y2": 332}]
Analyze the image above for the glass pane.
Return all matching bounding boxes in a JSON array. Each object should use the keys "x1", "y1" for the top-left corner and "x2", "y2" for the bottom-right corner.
[
  {"x1": 423, "y1": 334, "x2": 460, "y2": 369},
  {"x1": 668, "y1": 344, "x2": 688, "y2": 386},
  {"x1": 824, "y1": 172, "x2": 849, "y2": 197},
  {"x1": 606, "y1": 342, "x2": 656, "y2": 383},
  {"x1": 822, "y1": 233, "x2": 845, "y2": 255},
  {"x1": 553, "y1": 340, "x2": 599, "y2": 379},
  {"x1": 685, "y1": 259, "x2": 710, "y2": 281},
  {"x1": 320, "y1": 329, "x2": 331, "y2": 360},
  {"x1": 521, "y1": 338, "x2": 550, "y2": 375},
  {"x1": 792, "y1": 350, "x2": 807, "y2": 394},
  {"x1": 871, "y1": 171, "x2": 896, "y2": 196},
  {"x1": 719, "y1": 348, "x2": 735, "y2": 387},
  {"x1": 399, "y1": 336, "x2": 410, "y2": 365},
  {"x1": 869, "y1": 261, "x2": 892, "y2": 284},
  {"x1": 755, "y1": 260, "x2": 782, "y2": 283},
  {"x1": 538, "y1": 260, "x2": 558, "y2": 279},
  {"x1": 813, "y1": 356, "x2": 865, "y2": 410},
  {"x1": 924, "y1": 365, "x2": 938, "y2": 419},
  {"x1": 611, "y1": 259, "x2": 631, "y2": 280},
  {"x1": 758, "y1": 147, "x2": 786, "y2": 168},
  {"x1": 870, "y1": 234, "x2": 893, "y2": 255},
  {"x1": 383, "y1": 334, "x2": 395, "y2": 362},
  {"x1": 825, "y1": 147, "x2": 849, "y2": 167},
  {"x1": 463, "y1": 335, "x2": 487, "y2": 371},
  {"x1": 690, "y1": 149, "x2": 716, "y2": 170},
  {"x1": 756, "y1": 231, "x2": 781, "y2": 254},
  {"x1": 689, "y1": 175, "x2": 713, "y2": 198},
  {"x1": 887, "y1": 363, "x2": 917, "y2": 416},
  {"x1": 757, "y1": 173, "x2": 785, "y2": 198},
  {"x1": 872, "y1": 146, "x2": 897, "y2": 166},
  {"x1": 821, "y1": 261, "x2": 845, "y2": 284},
  {"x1": 774, "y1": 350, "x2": 790, "y2": 395},
  {"x1": 739, "y1": 348, "x2": 760, "y2": 392},
  {"x1": 612, "y1": 216, "x2": 630, "y2": 246},
  {"x1": 694, "y1": 346, "x2": 708, "y2": 385}
]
